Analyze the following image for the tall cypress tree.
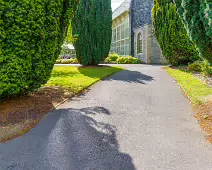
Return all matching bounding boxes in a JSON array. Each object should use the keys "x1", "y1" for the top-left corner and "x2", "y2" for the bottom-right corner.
[
  {"x1": 72, "y1": 0, "x2": 112, "y2": 66},
  {"x1": 174, "y1": 0, "x2": 212, "y2": 63},
  {"x1": 152, "y1": 0, "x2": 199, "y2": 66}
]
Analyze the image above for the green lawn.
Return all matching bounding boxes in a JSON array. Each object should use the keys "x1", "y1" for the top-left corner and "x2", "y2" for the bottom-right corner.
[
  {"x1": 46, "y1": 66, "x2": 124, "y2": 93},
  {"x1": 166, "y1": 68, "x2": 212, "y2": 104}
]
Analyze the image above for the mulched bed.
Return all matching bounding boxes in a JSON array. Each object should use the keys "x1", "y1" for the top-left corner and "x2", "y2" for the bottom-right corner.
[
  {"x1": 193, "y1": 73, "x2": 212, "y2": 87},
  {"x1": 194, "y1": 101, "x2": 212, "y2": 143},
  {"x1": 0, "y1": 86, "x2": 73, "y2": 143}
]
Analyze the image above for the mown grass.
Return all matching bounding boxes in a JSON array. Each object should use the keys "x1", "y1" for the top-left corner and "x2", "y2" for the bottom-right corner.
[
  {"x1": 46, "y1": 66, "x2": 124, "y2": 93},
  {"x1": 166, "y1": 67, "x2": 212, "y2": 104}
]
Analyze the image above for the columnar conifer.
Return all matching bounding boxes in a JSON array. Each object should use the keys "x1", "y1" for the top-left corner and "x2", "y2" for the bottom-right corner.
[
  {"x1": 72, "y1": 0, "x2": 112, "y2": 66},
  {"x1": 174, "y1": 0, "x2": 212, "y2": 63},
  {"x1": 152, "y1": 0, "x2": 199, "y2": 66}
]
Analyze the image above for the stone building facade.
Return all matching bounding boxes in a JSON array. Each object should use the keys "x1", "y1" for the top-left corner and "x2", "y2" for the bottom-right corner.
[{"x1": 110, "y1": 0, "x2": 167, "y2": 64}]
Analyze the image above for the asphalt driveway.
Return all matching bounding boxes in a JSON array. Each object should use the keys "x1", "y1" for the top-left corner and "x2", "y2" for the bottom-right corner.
[{"x1": 0, "y1": 65, "x2": 212, "y2": 170}]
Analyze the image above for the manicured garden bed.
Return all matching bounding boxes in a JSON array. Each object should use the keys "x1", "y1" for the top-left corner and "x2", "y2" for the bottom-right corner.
[{"x1": 0, "y1": 66, "x2": 123, "y2": 143}]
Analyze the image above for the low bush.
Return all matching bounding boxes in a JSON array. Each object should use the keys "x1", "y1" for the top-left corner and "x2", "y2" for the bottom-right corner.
[
  {"x1": 104, "y1": 57, "x2": 112, "y2": 64},
  {"x1": 108, "y1": 53, "x2": 120, "y2": 61},
  {"x1": 56, "y1": 59, "x2": 62, "y2": 64},
  {"x1": 56, "y1": 58, "x2": 79, "y2": 64},
  {"x1": 201, "y1": 61, "x2": 212, "y2": 76},
  {"x1": 188, "y1": 61, "x2": 202, "y2": 72},
  {"x1": 103, "y1": 56, "x2": 141, "y2": 64},
  {"x1": 188, "y1": 60, "x2": 212, "y2": 76},
  {"x1": 104, "y1": 53, "x2": 120, "y2": 64},
  {"x1": 116, "y1": 56, "x2": 141, "y2": 64}
]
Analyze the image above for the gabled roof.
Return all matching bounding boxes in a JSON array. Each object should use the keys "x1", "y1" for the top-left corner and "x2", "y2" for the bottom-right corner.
[{"x1": 112, "y1": 0, "x2": 131, "y2": 20}]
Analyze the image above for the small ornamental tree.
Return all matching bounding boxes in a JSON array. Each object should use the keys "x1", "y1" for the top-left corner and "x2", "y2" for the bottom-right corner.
[
  {"x1": 0, "y1": 0, "x2": 78, "y2": 99},
  {"x1": 152, "y1": 0, "x2": 200, "y2": 66},
  {"x1": 174, "y1": 0, "x2": 212, "y2": 63},
  {"x1": 72, "y1": 0, "x2": 112, "y2": 66}
]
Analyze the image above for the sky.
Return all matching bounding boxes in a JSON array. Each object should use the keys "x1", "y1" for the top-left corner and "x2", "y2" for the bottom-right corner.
[{"x1": 111, "y1": 0, "x2": 125, "y2": 11}]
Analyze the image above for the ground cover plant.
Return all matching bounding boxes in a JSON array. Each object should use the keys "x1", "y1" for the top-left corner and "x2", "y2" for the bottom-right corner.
[{"x1": 0, "y1": 66, "x2": 123, "y2": 143}]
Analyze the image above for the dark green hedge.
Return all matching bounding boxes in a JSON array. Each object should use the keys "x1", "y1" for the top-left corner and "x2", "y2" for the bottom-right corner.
[
  {"x1": 72, "y1": 0, "x2": 112, "y2": 66},
  {"x1": 152, "y1": 0, "x2": 200, "y2": 66},
  {"x1": 0, "y1": 0, "x2": 78, "y2": 99},
  {"x1": 174, "y1": 0, "x2": 212, "y2": 63}
]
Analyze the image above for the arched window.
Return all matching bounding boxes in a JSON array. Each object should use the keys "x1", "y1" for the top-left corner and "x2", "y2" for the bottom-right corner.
[{"x1": 137, "y1": 33, "x2": 142, "y2": 54}]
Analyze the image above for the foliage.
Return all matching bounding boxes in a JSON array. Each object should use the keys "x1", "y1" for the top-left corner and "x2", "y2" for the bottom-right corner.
[
  {"x1": 188, "y1": 60, "x2": 212, "y2": 76},
  {"x1": 46, "y1": 66, "x2": 124, "y2": 92},
  {"x1": 104, "y1": 53, "x2": 120, "y2": 63},
  {"x1": 116, "y1": 56, "x2": 141, "y2": 64},
  {"x1": 72, "y1": 0, "x2": 112, "y2": 66},
  {"x1": 188, "y1": 61, "x2": 203, "y2": 72},
  {"x1": 152, "y1": 0, "x2": 200, "y2": 66},
  {"x1": 201, "y1": 60, "x2": 212, "y2": 76},
  {"x1": 166, "y1": 68, "x2": 212, "y2": 104},
  {"x1": 56, "y1": 58, "x2": 79, "y2": 64},
  {"x1": 103, "y1": 55, "x2": 141, "y2": 64},
  {"x1": 66, "y1": 23, "x2": 75, "y2": 44},
  {"x1": 174, "y1": 0, "x2": 212, "y2": 63},
  {"x1": 108, "y1": 53, "x2": 120, "y2": 61},
  {"x1": 0, "y1": 0, "x2": 79, "y2": 99}
]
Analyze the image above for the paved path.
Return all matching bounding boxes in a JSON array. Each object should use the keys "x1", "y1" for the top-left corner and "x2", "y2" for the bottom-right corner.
[{"x1": 1, "y1": 65, "x2": 212, "y2": 170}]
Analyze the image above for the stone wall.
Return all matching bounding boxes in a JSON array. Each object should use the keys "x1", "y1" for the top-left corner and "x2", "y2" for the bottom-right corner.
[
  {"x1": 133, "y1": 24, "x2": 167, "y2": 64},
  {"x1": 130, "y1": 0, "x2": 153, "y2": 56},
  {"x1": 148, "y1": 25, "x2": 165, "y2": 64},
  {"x1": 130, "y1": 0, "x2": 167, "y2": 64},
  {"x1": 131, "y1": 0, "x2": 153, "y2": 28}
]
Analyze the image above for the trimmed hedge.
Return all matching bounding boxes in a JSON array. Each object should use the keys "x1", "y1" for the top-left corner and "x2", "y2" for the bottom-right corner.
[
  {"x1": 0, "y1": 0, "x2": 78, "y2": 99},
  {"x1": 174, "y1": 0, "x2": 212, "y2": 63},
  {"x1": 72, "y1": 0, "x2": 112, "y2": 66},
  {"x1": 152, "y1": 0, "x2": 200, "y2": 66}
]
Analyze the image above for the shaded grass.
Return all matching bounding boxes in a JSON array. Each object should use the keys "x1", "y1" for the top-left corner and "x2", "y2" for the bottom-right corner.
[
  {"x1": 46, "y1": 66, "x2": 124, "y2": 93},
  {"x1": 166, "y1": 67, "x2": 212, "y2": 104},
  {"x1": 0, "y1": 65, "x2": 124, "y2": 143}
]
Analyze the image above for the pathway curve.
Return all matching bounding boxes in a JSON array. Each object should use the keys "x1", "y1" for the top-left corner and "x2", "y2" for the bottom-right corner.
[{"x1": 0, "y1": 65, "x2": 212, "y2": 170}]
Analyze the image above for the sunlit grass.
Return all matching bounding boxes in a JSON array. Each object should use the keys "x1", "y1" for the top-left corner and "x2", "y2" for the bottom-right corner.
[
  {"x1": 46, "y1": 66, "x2": 124, "y2": 93},
  {"x1": 166, "y1": 67, "x2": 212, "y2": 104}
]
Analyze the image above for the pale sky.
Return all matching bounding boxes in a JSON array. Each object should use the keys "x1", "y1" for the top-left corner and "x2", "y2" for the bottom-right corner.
[{"x1": 111, "y1": 0, "x2": 125, "y2": 11}]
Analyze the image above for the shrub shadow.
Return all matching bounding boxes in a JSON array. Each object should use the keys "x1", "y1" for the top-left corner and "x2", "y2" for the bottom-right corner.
[
  {"x1": 78, "y1": 66, "x2": 154, "y2": 84},
  {"x1": 105, "y1": 70, "x2": 154, "y2": 84},
  {"x1": 77, "y1": 66, "x2": 123, "y2": 78},
  {"x1": 52, "y1": 106, "x2": 136, "y2": 169},
  {"x1": 0, "y1": 107, "x2": 136, "y2": 170}
]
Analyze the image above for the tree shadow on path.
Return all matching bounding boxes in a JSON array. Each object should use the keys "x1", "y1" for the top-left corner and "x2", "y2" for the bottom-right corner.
[
  {"x1": 78, "y1": 66, "x2": 154, "y2": 84},
  {"x1": 0, "y1": 107, "x2": 136, "y2": 170},
  {"x1": 105, "y1": 69, "x2": 154, "y2": 84}
]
